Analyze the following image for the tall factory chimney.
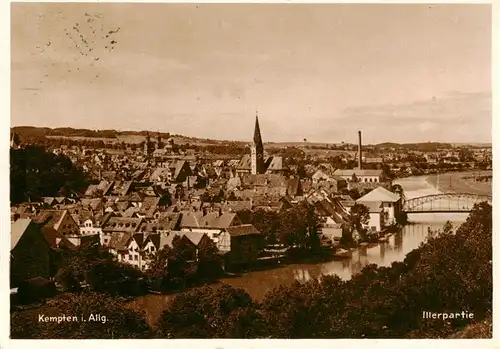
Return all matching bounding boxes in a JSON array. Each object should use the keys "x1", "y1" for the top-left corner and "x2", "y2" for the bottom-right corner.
[{"x1": 358, "y1": 130, "x2": 363, "y2": 170}]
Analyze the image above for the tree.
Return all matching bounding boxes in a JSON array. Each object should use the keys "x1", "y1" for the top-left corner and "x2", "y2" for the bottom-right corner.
[
  {"x1": 277, "y1": 203, "x2": 320, "y2": 250},
  {"x1": 200, "y1": 191, "x2": 212, "y2": 203},
  {"x1": 348, "y1": 203, "x2": 370, "y2": 238},
  {"x1": 390, "y1": 184, "x2": 404, "y2": 198},
  {"x1": 10, "y1": 146, "x2": 89, "y2": 204},
  {"x1": 11, "y1": 291, "x2": 151, "y2": 339},
  {"x1": 145, "y1": 246, "x2": 170, "y2": 291},
  {"x1": 297, "y1": 163, "x2": 307, "y2": 179},
  {"x1": 250, "y1": 209, "x2": 280, "y2": 244},
  {"x1": 349, "y1": 187, "x2": 361, "y2": 200},
  {"x1": 196, "y1": 238, "x2": 224, "y2": 280},
  {"x1": 156, "y1": 285, "x2": 260, "y2": 338},
  {"x1": 56, "y1": 241, "x2": 145, "y2": 296}
]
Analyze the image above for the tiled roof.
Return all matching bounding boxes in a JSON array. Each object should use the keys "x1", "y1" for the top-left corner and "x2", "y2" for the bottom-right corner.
[
  {"x1": 333, "y1": 169, "x2": 384, "y2": 177},
  {"x1": 226, "y1": 224, "x2": 261, "y2": 237},
  {"x1": 156, "y1": 212, "x2": 182, "y2": 230},
  {"x1": 150, "y1": 167, "x2": 171, "y2": 182},
  {"x1": 172, "y1": 160, "x2": 189, "y2": 181},
  {"x1": 32, "y1": 210, "x2": 65, "y2": 227},
  {"x1": 237, "y1": 154, "x2": 252, "y2": 170},
  {"x1": 180, "y1": 211, "x2": 237, "y2": 229},
  {"x1": 108, "y1": 232, "x2": 132, "y2": 251},
  {"x1": 115, "y1": 201, "x2": 131, "y2": 212},
  {"x1": 42, "y1": 197, "x2": 56, "y2": 205},
  {"x1": 81, "y1": 198, "x2": 103, "y2": 211},
  {"x1": 102, "y1": 217, "x2": 143, "y2": 233},
  {"x1": 122, "y1": 206, "x2": 140, "y2": 218},
  {"x1": 145, "y1": 231, "x2": 203, "y2": 250},
  {"x1": 360, "y1": 201, "x2": 384, "y2": 213},
  {"x1": 357, "y1": 187, "x2": 400, "y2": 203},
  {"x1": 41, "y1": 226, "x2": 75, "y2": 249},
  {"x1": 265, "y1": 156, "x2": 286, "y2": 172},
  {"x1": 139, "y1": 196, "x2": 161, "y2": 218},
  {"x1": 223, "y1": 201, "x2": 252, "y2": 212},
  {"x1": 11, "y1": 219, "x2": 32, "y2": 250},
  {"x1": 131, "y1": 233, "x2": 145, "y2": 248}
]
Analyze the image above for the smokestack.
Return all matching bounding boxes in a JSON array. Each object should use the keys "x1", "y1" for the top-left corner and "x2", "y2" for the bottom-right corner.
[{"x1": 358, "y1": 131, "x2": 362, "y2": 170}]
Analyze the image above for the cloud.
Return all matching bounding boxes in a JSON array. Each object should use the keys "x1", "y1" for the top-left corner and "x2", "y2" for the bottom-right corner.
[{"x1": 308, "y1": 91, "x2": 491, "y2": 143}]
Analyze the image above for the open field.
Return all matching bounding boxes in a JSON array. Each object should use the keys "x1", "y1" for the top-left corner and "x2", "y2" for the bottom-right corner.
[
  {"x1": 425, "y1": 171, "x2": 492, "y2": 196},
  {"x1": 45, "y1": 134, "x2": 233, "y2": 146}
]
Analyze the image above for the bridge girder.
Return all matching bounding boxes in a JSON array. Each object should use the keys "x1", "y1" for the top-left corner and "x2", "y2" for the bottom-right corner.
[{"x1": 403, "y1": 193, "x2": 492, "y2": 212}]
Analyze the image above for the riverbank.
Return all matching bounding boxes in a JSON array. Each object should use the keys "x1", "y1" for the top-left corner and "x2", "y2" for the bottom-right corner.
[{"x1": 127, "y1": 174, "x2": 474, "y2": 327}]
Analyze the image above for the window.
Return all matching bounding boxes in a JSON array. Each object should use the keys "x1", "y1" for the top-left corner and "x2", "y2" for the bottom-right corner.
[{"x1": 134, "y1": 255, "x2": 138, "y2": 261}]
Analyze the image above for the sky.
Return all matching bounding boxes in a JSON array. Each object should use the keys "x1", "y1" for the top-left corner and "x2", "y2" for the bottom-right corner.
[{"x1": 10, "y1": 3, "x2": 492, "y2": 144}]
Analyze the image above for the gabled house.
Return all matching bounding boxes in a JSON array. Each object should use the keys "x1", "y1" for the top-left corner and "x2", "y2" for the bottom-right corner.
[
  {"x1": 142, "y1": 231, "x2": 212, "y2": 268},
  {"x1": 358, "y1": 201, "x2": 385, "y2": 233},
  {"x1": 84, "y1": 180, "x2": 114, "y2": 197},
  {"x1": 10, "y1": 219, "x2": 73, "y2": 287},
  {"x1": 138, "y1": 196, "x2": 161, "y2": 220},
  {"x1": 101, "y1": 217, "x2": 144, "y2": 247},
  {"x1": 356, "y1": 186, "x2": 401, "y2": 225},
  {"x1": 217, "y1": 224, "x2": 263, "y2": 267},
  {"x1": 180, "y1": 211, "x2": 242, "y2": 242},
  {"x1": 333, "y1": 169, "x2": 386, "y2": 184},
  {"x1": 119, "y1": 233, "x2": 146, "y2": 269},
  {"x1": 32, "y1": 209, "x2": 84, "y2": 246},
  {"x1": 147, "y1": 212, "x2": 183, "y2": 232}
]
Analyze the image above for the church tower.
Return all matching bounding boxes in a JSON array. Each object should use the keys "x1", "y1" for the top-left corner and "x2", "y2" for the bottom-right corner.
[
  {"x1": 251, "y1": 112, "x2": 265, "y2": 175},
  {"x1": 157, "y1": 132, "x2": 162, "y2": 150},
  {"x1": 144, "y1": 132, "x2": 151, "y2": 156}
]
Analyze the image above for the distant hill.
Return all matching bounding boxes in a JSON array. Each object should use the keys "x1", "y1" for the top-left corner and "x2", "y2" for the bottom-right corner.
[{"x1": 10, "y1": 126, "x2": 490, "y2": 148}]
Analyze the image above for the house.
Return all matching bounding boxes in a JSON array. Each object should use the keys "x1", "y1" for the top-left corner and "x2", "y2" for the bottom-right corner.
[
  {"x1": 80, "y1": 198, "x2": 104, "y2": 212},
  {"x1": 138, "y1": 196, "x2": 161, "y2": 220},
  {"x1": 217, "y1": 224, "x2": 263, "y2": 267},
  {"x1": 32, "y1": 209, "x2": 85, "y2": 246},
  {"x1": 143, "y1": 231, "x2": 211, "y2": 257},
  {"x1": 101, "y1": 217, "x2": 144, "y2": 247},
  {"x1": 329, "y1": 176, "x2": 348, "y2": 193},
  {"x1": 236, "y1": 154, "x2": 252, "y2": 174},
  {"x1": 120, "y1": 233, "x2": 146, "y2": 269},
  {"x1": 359, "y1": 201, "x2": 385, "y2": 233},
  {"x1": 321, "y1": 222, "x2": 344, "y2": 243},
  {"x1": 180, "y1": 211, "x2": 242, "y2": 242},
  {"x1": 42, "y1": 197, "x2": 57, "y2": 207},
  {"x1": 170, "y1": 160, "x2": 193, "y2": 183},
  {"x1": 78, "y1": 210, "x2": 114, "y2": 245},
  {"x1": 356, "y1": 186, "x2": 401, "y2": 225},
  {"x1": 333, "y1": 169, "x2": 385, "y2": 184},
  {"x1": 10, "y1": 219, "x2": 72, "y2": 287},
  {"x1": 286, "y1": 177, "x2": 303, "y2": 197},
  {"x1": 84, "y1": 180, "x2": 114, "y2": 197},
  {"x1": 111, "y1": 180, "x2": 134, "y2": 196},
  {"x1": 265, "y1": 156, "x2": 289, "y2": 175},
  {"x1": 107, "y1": 232, "x2": 133, "y2": 263}
]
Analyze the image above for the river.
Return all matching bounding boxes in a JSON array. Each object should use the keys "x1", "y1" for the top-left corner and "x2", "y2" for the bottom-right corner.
[{"x1": 128, "y1": 173, "x2": 480, "y2": 326}]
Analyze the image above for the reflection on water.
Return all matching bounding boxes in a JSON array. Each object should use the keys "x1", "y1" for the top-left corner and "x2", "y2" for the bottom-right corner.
[{"x1": 127, "y1": 175, "x2": 470, "y2": 326}]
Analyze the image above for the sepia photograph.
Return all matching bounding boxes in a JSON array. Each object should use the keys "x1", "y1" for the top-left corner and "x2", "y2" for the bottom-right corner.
[{"x1": 8, "y1": 2, "x2": 492, "y2": 340}]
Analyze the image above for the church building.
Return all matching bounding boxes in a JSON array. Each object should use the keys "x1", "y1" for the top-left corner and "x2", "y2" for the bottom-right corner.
[
  {"x1": 237, "y1": 114, "x2": 288, "y2": 175},
  {"x1": 251, "y1": 114, "x2": 265, "y2": 175}
]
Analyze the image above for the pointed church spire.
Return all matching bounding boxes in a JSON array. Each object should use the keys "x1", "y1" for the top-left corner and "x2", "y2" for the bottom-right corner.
[
  {"x1": 251, "y1": 111, "x2": 265, "y2": 174},
  {"x1": 253, "y1": 111, "x2": 263, "y2": 148}
]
